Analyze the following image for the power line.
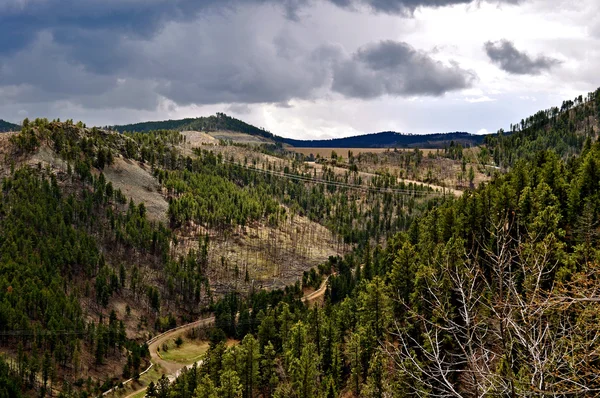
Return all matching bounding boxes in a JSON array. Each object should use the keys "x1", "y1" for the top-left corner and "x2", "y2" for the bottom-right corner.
[{"x1": 221, "y1": 159, "x2": 450, "y2": 197}]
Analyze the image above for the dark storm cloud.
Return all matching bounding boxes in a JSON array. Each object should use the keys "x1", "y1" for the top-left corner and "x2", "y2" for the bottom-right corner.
[
  {"x1": 0, "y1": 0, "x2": 525, "y2": 58},
  {"x1": 130, "y1": 23, "x2": 343, "y2": 106},
  {"x1": 484, "y1": 40, "x2": 561, "y2": 75},
  {"x1": 332, "y1": 40, "x2": 476, "y2": 98},
  {"x1": 0, "y1": 0, "x2": 520, "y2": 114},
  {"x1": 328, "y1": 0, "x2": 522, "y2": 14},
  {"x1": 0, "y1": 10, "x2": 342, "y2": 110},
  {"x1": 0, "y1": 0, "x2": 226, "y2": 54}
]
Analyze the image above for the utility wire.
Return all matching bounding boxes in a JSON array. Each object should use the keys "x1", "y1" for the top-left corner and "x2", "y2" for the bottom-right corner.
[{"x1": 221, "y1": 159, "x2": 450, "y2": 197}]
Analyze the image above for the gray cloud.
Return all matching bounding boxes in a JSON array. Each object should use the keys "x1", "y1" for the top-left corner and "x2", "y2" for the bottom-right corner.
[
  {"x1": 134, "y1": 19, "x2": 341, "y2": 106},
  {"x1": 328, "y1": 0, "x2": 522, "y2": 14},
  {"x1": 0, "y1": 0, "x2": 528, "y2": 124},
  {"x1": 484, "y1": 40, "x2": 561, "y2": 75},
  {"x1": 332, "y1": 40, "x2": 476, "y2": 98},
  {"x1": 0, "y1": 0, "x2": 524, "y2": 59},
  {"x1": 0, "y1": 25, "x2": 474, "y2": 112},
  {"x1": 227, "y1": 103, "x2": 253, "y2": 115},
  {"x1": 0, "y1": 8, "x2": 342, "y2": 111}
]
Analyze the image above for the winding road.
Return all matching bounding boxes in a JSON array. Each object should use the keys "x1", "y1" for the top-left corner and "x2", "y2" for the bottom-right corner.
[{"x1": 105, "y1": 276, "x2": 330, "y2": 397}]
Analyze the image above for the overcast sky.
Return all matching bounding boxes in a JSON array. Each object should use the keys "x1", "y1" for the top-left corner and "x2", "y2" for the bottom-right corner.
[{"x1": 0, "y1": 0, "x2": 598, "y2": 139}]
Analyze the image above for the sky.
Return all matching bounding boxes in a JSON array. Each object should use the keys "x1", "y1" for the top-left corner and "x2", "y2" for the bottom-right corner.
[{"x1": 0, "y1": 0, "x2": 598, "y2": 139}]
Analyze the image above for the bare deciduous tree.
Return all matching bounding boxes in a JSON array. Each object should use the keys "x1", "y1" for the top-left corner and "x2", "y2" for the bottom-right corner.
[{"x1": 387, "y1": 215, "x2": 600, "y2": 397}]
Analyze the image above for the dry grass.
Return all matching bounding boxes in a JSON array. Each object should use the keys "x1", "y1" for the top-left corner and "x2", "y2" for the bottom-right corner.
[{"x1": 129, "y1": 390, "x2": 148, "y2": 398}]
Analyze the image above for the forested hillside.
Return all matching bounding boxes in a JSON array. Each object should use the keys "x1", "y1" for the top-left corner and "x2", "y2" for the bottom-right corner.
[
  {"x1": 0, "y1": 119, "x2": 19, "y2": 132},
  {"x1": 0, "y1": 118, "x2": 441, "y2": 396},
  {"x1": 485, "y1": 87, "x2": 600, "y2": 167},
  {"x1": 112, "y1": 113, "x2": 274, "y2": 140},
  {"x1": 155, "y1": 135, "x2": 600, "y2": 397},
  {"x1": 0, "y1": 120, "x2": 189, "y2": 396}
]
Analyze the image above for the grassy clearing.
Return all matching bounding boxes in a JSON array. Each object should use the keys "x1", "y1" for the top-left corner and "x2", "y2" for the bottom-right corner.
[
  {"x1": 112, "y1": 364, "x2": 163, "y2": 398},
  {"x1": 129, "y1": 390, "x2": 147, "y2": 398},
  {"x1": 159, "y1": 339, "x2": 210, "y2": 364},
  {"x1": 139, "y1": 364, "x2": 164, "y2": 385}
]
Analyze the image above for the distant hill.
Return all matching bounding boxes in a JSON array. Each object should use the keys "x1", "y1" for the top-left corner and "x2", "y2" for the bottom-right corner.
[
  {"x1": 113, "y1": 113, "x2": 485, "y2": 149},
  {"x1": 281, "y1": 131, "x2": 485, "y2": 148},
  {"x1": 112, "y1": 112, "x2": 275, "y2": 140},
  {"x1": 0, "y1": 119, "x2": 20, "y2": 132}
]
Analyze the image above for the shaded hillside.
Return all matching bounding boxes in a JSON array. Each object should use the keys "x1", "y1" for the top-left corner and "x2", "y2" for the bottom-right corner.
[
  {"x1": 112, "y1": 112, "x2": 274, "y2": 140},
  {"x1": 485, "y1": 87, "x2": 600, "y2": 167},
  {"x1": 281, "y1": 131, "x2": 484, "y2": 148},
  {"x1": 0, "y1": 119, "x2": 19, "y2": 132}
]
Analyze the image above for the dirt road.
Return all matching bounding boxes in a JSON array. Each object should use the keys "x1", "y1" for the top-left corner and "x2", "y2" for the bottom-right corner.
[
  {"x1": 110, "y1": 276, "x2": 331, "y2": 397},
  {"x1": 301, "y1": 276, "x2": 329, "y2": 305},
  {"x1": 147, "y1": 317, "x2": 215, "y2": 377}
]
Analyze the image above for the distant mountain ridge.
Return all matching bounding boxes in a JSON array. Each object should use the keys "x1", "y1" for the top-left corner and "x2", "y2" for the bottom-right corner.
[
  {"x1": 112, "y1": 114, "x2": 485, "y2": 148},
  {"x1": 280, "y1": 131, "x2": 484, "y2": 148},
  {"x1": 0, "y1": 119, "x2": 20, "y2": 132}
]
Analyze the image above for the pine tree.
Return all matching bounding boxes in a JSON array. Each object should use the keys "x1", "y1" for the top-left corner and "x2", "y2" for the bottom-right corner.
[
  {"x1": 260, "y1": 342, "x2": 278, "y2": 398},
  {"x1": 346, "y1": 330, "x2": 363, "y2": 396},
  {"x1": 194, "y1": 375, "x2": 218, "y2": 398},
  {"x1": 290, "y1": 343, "x2": 318, "y2": 398},
  {"x1": 239, "y1": 335, "x2": 260, "y2": 398},
  {"x1": 358, "y1": 277, "x2": 391, "y2": 342},
  {"x1": 363, "y1": 350, "x2": 386, "y2": 398},
  {"x1": 218, "y1": 370, "x2": 242, "y2": 398}
]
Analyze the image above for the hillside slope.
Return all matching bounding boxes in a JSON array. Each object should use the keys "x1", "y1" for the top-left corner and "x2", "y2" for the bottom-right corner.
[
  {"x1": 5, "y1": 119, "x2": 438, "y2": 396},
  {"x1": 0, "y1": 119, "x2": 20, "y2": 132},
  {"x1": 4, "y1": 87, "x2": 600, "y2": 397},
  {"x1": 159, "y1": 115, "x2": 600, "y2": 398},
  {"x1": 0, "y1": 121, "x2": 304, "y2": 396},
  {"x1": 112, "y1": 112, "x2": 274, "y2": 141}
]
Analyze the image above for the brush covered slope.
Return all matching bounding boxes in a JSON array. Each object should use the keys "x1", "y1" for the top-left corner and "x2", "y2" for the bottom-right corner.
[
  {"x1": 0, "y1": 120, "x2": 301, "y2": 397},
  {"x1": 0, "y1": 120, "x2": 178, "y2": 396}
]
